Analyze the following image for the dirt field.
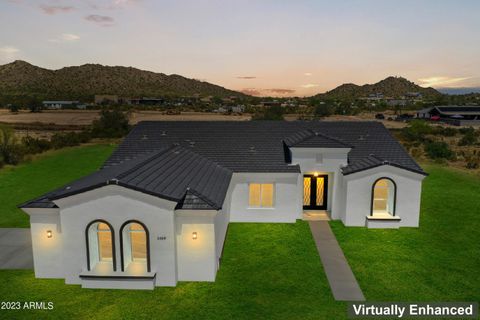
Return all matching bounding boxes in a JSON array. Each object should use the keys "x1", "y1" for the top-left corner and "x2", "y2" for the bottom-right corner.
[
  {"x1": 0, "y1": 109, "x2": 407, "y2": 129},
  {"x1": 0, "y1": 109, "x2": 251, "y2": 126}
]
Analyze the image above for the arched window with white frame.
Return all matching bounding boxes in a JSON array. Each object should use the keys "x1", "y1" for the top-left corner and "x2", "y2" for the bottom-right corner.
[
  {"x1": 120, "y1": 220, "x2": 150, "y2": 273},
  {"x1": 85, "y1": 220, "x2": 116, "y2": 271},
  {"x1": 371, "y1": 178, "x2": 396, "y2": 217}
]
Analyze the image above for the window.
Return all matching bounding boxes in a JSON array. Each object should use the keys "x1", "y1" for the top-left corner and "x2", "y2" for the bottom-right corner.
[
  {"x1": 249, "y1": 183, "x2": 274, "y2": 208},
  {"x1": 86, "y1": 220, "x2": 116, "y2": 271},
  {"x1": 371, "y1": 178, "x2": 396, "y2": 216},
  {"x1": 120, "y1": 221, "x2": 150, "y2": 272}
]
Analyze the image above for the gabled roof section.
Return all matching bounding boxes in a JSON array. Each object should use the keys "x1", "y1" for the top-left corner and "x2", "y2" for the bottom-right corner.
[
  {"x1": 284, "y1": 129, "x2": 352, "y2": 148},
  {"x1": 342, "y1": 154, "x2": 426, "y2": 176},
  {"x1": 20, "y1": 146, "x2": 232, "y2": 210}
]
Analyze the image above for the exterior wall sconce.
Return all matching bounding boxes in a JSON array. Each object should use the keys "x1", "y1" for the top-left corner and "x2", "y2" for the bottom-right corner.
[
  {"x1": 47, "y1": 230, "x2": 53, "y2": 238},
  {"x1": 192, "y1": 232, "x2": 197, "y2": 240},
  {"x1": 314, "y1": 172, "x2": 319, "y2": 177}
]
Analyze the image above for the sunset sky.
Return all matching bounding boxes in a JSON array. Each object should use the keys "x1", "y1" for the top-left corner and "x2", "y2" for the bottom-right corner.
[{"x1": 1, "y1": 0, "x2": 480, "y2": 96}]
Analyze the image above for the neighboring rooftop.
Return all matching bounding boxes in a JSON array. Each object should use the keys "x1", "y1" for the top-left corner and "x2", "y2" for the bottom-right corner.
[{"x1": 20, "y1": 121, "x2": 425, "y2": 209}]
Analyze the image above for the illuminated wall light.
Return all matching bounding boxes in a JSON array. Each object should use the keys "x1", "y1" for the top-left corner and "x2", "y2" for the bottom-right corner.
[
  {"x1": 192, "y1": 232, "x2": 198, "y2": 240},
  {"x1": 47, "y1": 230, "x2": 53, "y2": 238},
  {"x1": 314, "y1": 172, "x2": 319, "y2": 177}
]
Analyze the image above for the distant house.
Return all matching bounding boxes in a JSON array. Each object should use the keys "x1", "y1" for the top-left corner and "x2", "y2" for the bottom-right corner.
[
  {"x1": 416, "y1": 106, "x2": 480, "y2": 125},
  {"x1": 42, "y1": 101, "x2": 80, "y2": 110},
  {"x1": 214, "y1": 105, "x2": 245, "y2": 113}
]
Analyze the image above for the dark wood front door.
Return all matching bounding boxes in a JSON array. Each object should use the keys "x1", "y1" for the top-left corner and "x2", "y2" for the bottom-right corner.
[{"x1": 303, "y1": 175, "x2": 328, "y2": 210}]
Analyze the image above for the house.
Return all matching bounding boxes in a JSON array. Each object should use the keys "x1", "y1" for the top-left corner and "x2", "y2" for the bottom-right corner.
[
  {"x1": 19, "y1": 121, "x2": 426, "y2": 289},
  {"x1": 416, "y1": 106, "x2": 480, "y2": 125},
  {"x1": 42, "y1": 101, "x2": 80, "y2": 110}
]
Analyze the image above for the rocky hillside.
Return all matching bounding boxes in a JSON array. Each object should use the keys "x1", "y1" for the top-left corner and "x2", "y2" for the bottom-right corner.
[
  {"x1": 0, "y1": 60, "x2": 245, "y2": 102},
  {"x1": 318, "y1": 76, "x2": 442, "y2": 99}
]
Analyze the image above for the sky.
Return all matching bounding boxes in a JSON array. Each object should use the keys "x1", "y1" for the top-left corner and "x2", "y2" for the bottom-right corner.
[{"x1": 1, "y1": 0, "x2": 480, "y2": 97}]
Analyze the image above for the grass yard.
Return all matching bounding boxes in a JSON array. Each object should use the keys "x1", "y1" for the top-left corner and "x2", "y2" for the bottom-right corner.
[
  {"x1": 0, "y1": 144, "x2": 116, "y2": 228},
  {"x1": 332, "y1": 164, "x2": 480, "y2": 301},
  {"x1": 0, "y1": 145, "x2": 478, "y2": 319},
  {"x1": 0, "y1": 222, "x2": 345, "y2": 320}
]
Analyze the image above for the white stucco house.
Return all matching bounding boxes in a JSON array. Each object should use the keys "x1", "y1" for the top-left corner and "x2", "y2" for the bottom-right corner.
[{"x1": 20, "y1": 121, "x2": 426, "y2": 289}]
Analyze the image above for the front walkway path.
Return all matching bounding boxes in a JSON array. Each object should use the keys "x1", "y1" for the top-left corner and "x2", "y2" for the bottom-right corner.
[
  {"x1": 0, "y1": 228, "x2": 33, "y2": 269},
  {"x1": 308, "y1": 221, "x2": 365, "y2": 301}
]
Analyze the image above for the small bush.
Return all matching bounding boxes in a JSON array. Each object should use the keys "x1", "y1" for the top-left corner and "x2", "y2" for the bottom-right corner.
[
  {"x1": 458, "y1": 131, "x2": 477, "y2": 146},
  {"x1": 434, "y1": 127, "x2": 457, "y2": 137},
  {"x1": 425, "y1": 141, "x2": 454, "y2": 160},
  {"x1": 50, "y1": 132, "x2": 82, "y2": 149},
  {"x1": 252, "y1": 106, "x2": 284, "y2": 121},
  {"x1": 91, "y1": 110, "x2": 130, "y2": 138},
  {"x1": 0, "y1": 124, "x2": 24, "y2": 165},
  {"x1": 22, "y1": 136, "x2": 51, "y2": 154},
  {"x1": 401, "y1": 120, "x2": 432, "y2": 142}
]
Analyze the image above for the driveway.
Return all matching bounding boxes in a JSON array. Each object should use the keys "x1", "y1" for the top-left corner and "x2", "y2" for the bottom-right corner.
[{"x1": 0, "y1": 228, "x2": 33, "y2": 269}]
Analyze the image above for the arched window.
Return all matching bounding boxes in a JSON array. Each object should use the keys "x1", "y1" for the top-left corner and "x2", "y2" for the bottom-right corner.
[
  {"x1": 120, "y1": 220, "x2": 150, "y2": 273},
  {"x1": 371, "y1": 178, "x2": 396, "y2": 217},
  {"x1": 85, "y1": 220, "x2": 116, "y2": 271}
]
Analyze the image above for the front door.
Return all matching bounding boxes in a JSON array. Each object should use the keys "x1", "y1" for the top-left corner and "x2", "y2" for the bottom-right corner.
[{"x1": 303, "y1": 175, "x2": 328, "y2": 210}]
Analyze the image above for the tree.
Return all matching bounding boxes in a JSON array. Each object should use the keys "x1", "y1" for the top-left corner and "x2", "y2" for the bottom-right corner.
[
  {"x1": 425, "y1": 141, "x2": 454, "y2": 160},
  {"x1": 313, "y1": 104, "x2": 333, "y2": 118},
  {"x1": 8, "y1": 104, "x2": 19, "y2": 113},
  {"x1": 91, "y1": 110, "x2": 131, "y2": 138},
  {"x1": 27, "y1": 98, "x2": 42, "y2": 113}
]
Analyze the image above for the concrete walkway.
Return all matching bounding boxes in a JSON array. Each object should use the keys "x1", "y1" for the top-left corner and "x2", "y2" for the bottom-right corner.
[
  {"x1": 0, "y1": 228, "x2": 33, "y2": 269},
  {"x1": 308, "y1": 221, "x2": 365, "y2": 301}
]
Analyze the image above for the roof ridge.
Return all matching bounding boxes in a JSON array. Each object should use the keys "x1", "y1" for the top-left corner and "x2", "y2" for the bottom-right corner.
[
  {"x1": 115, "y1": 145, "x2": 178, "y2": 180},
  {"x1": 313, "y1": 131, "x2": 353, "y2": 148}
]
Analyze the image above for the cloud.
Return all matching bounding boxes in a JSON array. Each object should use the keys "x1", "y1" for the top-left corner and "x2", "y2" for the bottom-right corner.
[
  {"x1": 0, "y1": 46, "x2": 20, "y2": 62},
  {"x1": 237, "y1": 76, "x2": 257, "y2": 79},
  {"x1": 241, "y1": 87, "x2": 296, "y2": 96},
  {"x1": 304, "y1": 72, "x2": 312, "y2": 76},
  {"x1": 265, "y1": 88, "x2": 296, "y2": 95},
  {"x1": 49, "y1": 33, "x2": 81, "y2": 43},
  {"x1": 418, "y1": 76, "x2": 471, "y2": 88},
  {"x1": 39, "y1": 5, "x2": 75, "y2": 15},
  {"x1": 301, "y1": 83, "x2": 319, "y2": 88},
  {"x1": 85, "y1": 14, "x2": 115, "y2": 26},
  {"x1": 241, "y1": 88, "x2": 261, "y2": 96}
]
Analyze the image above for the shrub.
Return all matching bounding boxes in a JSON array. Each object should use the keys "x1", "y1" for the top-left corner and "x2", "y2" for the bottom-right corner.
[
  {"x1": 313, "y1": 104, "x2": 333, "y2": 118},
  {"x1": 434, "y1": 127, "x2": 457, "y2": 137},
  {"x1": 50, "y1": 132, "x2": 82, "y2": 149},
  {"x1": 458, "y1": 131, "x2": 477, "y2": 146},
  {"x1": 401, "y1": 120, "x2": 432, "y2": 142},
  {"x1": 0, "y1": 124, "x2": 24, "y2": 165},
  {"x1": 22, "y1": 136, "x2": 51, "y2": 154},
  {"x1": 91, "y1": 110, "x2": 130, "y2": 138},
  {"x1": 252, "y1": 105, "x2": 284, "y2": 120},
  {"x1": 424, "y1": 141, "x2": 454, "y2": 160}
]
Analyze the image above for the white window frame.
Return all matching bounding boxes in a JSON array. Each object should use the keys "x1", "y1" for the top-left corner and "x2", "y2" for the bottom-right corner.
[{"x1": 248, "y1": 183, "x2": 276, "y2": 209}]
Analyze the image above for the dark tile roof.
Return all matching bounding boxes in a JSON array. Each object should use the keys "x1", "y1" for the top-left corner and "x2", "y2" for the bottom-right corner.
[
  {"x1": 20, "y1": 146, "x2": 232, "y2": 210},
  {"x1": 20, "y1": 121, "x2": 425, "y2": 210},
  {"x1": 284, "y1": 129, "x2": 352, "y2": 148}
]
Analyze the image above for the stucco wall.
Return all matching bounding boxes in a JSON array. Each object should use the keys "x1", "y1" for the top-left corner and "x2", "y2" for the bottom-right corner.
[
  {"x1": 175, "y1": 211, "x2": 217, "y2": 281},
  {"x1": 343, "y1": 165, "x2": 425, "y2": 227},
  {"x1": 55, "y1": 185, "x2": 178, "y2": 287},
  {"x1": 291, "y1": 147, "x2": 349, "y2": 219},
  {"x1": 25, "y1": 209, "x2": 63, "y2": 278},
  {"x1": 228, "y1": 172, "x2": 300, "y2": 223}
]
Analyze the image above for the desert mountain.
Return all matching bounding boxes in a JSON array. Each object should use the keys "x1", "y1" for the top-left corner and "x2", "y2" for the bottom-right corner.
[
  {"x1": 317, "y1": 76, "x2": 442, "y2": 99},
  {"x1": 0, "y1": 60, "x2": 246, "y2": 102}
]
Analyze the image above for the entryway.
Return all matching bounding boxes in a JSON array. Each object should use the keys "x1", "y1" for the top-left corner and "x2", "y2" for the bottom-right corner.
[{"x1": 303, "y1": 174, "x2": 328, "y2": 210}]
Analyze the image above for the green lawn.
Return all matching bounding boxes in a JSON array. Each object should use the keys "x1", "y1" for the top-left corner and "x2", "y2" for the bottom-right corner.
[
  {"x1": 0, "y1": 146, "x2": 478, "y2": 319},
  {"x1": 0, "y1": 223, "x2": 346, "y2": 320},
  {"x1": 331, "y1": 165, "x2": 480, "y2": 301},
  {"x1": 0, "y1": 144, "x2": 116, "y2": 228}
]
